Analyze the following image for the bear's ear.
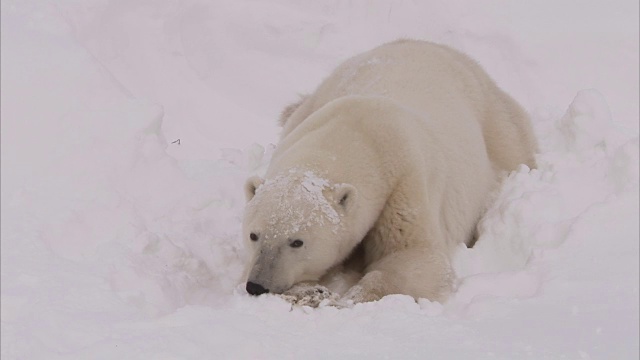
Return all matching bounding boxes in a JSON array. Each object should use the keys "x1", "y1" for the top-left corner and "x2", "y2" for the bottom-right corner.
[
  {"x1": 245, "y1": 176, "x2": 265, "y2": 202},
  {"x1": 334, "y1": 184, "x2": 357, "y2": 212}
]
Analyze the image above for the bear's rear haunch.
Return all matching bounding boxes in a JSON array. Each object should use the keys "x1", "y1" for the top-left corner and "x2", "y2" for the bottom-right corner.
[{"x1": 241, "y1": 39, "x2": 537, "y2": 306}]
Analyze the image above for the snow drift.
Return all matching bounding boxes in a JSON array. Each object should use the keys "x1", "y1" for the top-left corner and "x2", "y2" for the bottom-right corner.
[{"x1": 2, "y1": 0, "x2": 638, "y2": 359}]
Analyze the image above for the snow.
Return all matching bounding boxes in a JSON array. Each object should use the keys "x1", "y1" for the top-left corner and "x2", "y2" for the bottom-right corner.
[
  {"x1": 251, "y1": 170, "x2": 341, "y2": 237},
  {"x1": 1, "y1": 0, "x2": 638, "y2": 359},
  {"x1": 297, "y1": 170, "x2": 343, "y2": 226}
]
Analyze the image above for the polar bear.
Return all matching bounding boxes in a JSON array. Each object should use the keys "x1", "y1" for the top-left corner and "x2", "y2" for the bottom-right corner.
[{"x1": 242, "y1": 39, "x2": 537, "y2": 306}]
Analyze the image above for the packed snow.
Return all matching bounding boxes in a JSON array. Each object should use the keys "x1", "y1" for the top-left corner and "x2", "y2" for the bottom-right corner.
[{"x1": 2, "y1": 0, "x2": 638, "y2": 359}]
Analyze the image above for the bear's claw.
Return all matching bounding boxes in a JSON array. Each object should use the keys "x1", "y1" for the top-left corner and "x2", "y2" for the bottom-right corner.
[{"x1": 280, "y1": 284, "x2": 339, "y2": 308}]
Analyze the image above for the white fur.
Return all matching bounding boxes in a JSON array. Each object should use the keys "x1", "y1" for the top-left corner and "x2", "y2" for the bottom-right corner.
[{"x1": 242, "y1": 39, "x2": 537, "y2": 304}]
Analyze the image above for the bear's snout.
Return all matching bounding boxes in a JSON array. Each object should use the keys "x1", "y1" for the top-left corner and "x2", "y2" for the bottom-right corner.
[{"x1": 246, "y1": 281, "x2": 269, "y2": 296}]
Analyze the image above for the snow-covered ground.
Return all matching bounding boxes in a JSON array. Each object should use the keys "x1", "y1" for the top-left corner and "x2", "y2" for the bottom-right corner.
[{"x1": 2, "y1": 0, "x2": 638, "y2": 359}]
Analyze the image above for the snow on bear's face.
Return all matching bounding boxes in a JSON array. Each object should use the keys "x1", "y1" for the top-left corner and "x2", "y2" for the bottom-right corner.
[{"x1": 242, "y1": 170, "x2": 357, "y2": 295}]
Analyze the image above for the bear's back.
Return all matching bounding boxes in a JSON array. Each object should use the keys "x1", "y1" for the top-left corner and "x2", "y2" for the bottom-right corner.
[
  {"x1": 282, "y1": 40, "x2": 537, "y2": 172},
  {"x1": 284, "y1": 40, "x2": 484, "y2": 136}
]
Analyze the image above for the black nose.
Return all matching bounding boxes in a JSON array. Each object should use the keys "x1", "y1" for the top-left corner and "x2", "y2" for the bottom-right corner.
[{"x1": 246, "y1": 281, "x2": 269, "y2": 296}]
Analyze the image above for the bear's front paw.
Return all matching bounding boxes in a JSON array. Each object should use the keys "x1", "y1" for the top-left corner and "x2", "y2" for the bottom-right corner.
[{"x1": 280, "y1": 284, "x2": 339, "y2": 308}]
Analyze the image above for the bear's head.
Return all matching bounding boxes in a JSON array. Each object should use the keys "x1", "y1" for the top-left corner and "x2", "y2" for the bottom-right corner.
[{"x1": 241, "y1": 170, "x2": 358, "y2": 295}]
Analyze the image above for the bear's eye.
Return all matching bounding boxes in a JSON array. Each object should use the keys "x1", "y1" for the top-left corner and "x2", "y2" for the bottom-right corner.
[
  {"x1": 290, "y1": 239, "x2": 304, "y2": 248},
  {"x1": 249, "y1": 233, "x2": 259, "y2": 241}
]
